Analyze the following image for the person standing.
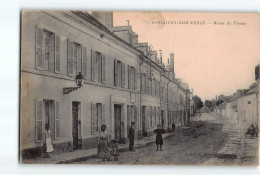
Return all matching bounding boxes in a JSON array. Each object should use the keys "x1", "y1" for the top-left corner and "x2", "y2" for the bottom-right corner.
[
  {"x1": 128, "y1": 122, "x2": 136, "y2": 152},
  {"x1": 43, "y1": 124, "x2": 54, "y2": 158},
  {"x1": 98, "y1": 125, "x2": 111, "y2": 161},
  {"x1": 153, "y1": 125, "x2": 166, "y2": 151}
]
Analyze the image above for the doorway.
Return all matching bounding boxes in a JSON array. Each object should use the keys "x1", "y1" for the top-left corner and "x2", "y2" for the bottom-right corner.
[
  {"x1": 72, "y1": 102, "x2": 81, "y2": 150},
  {"x1": 142, "y1": 106, "x2": 147, "y2": 137},
  {"x1": 114, "y1": 104, "x2": 123, "y2": 142},
  {"x1": 161, "y1": 110, "x2": 165, "y2": 128}
]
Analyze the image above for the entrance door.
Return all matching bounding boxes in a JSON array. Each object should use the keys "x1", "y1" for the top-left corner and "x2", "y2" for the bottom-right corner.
[
  {"x1": 72, "y1": 102, "x2": 81, "y2": 150},
  {"x1": 161, "y1": 110, "x2": 165, "y2": 128},
  {"x1": 142, "y1": 106, "x2": 147, "y2": 136},
  {"x1": 114, "y1": 105, "x2": 122, "y2": 141}
]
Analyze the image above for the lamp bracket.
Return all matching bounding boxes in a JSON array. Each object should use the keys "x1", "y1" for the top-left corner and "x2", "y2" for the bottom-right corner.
[{"x1": 63, "y1": 87, "x2": 79, "y2": 95}]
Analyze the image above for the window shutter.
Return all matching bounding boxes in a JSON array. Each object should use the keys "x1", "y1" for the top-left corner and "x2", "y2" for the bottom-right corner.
[
  {"x1": 35, "y1": 26, "x2": 43, "y2": 70},
  {"x1": 114, "y1": 59, "x2": 118, "y2": 86},
  {"x1": 82, "y1": 46, "x2": 87, "y2": 78},
  {"x1": 77, "y1": 45, "x2": 82, "y2": 75},
  {"x1": 102, "y1": 104, "x2": 105, "y2": 125},
  {"x1": 91, "y1": 50, "x2": 96, "y2": 81},
  {"x1": 55, "y1": 35, "x2": 60, "y2": 73},
  {"x1": 91, "y1": 103, "x2": 97, "y2": 134},
  {"x1": 49, "y1": 34, "x2": 55, "y2": 73},
  {"x1": 134, "y1": 67, "x2": 137, "y2": 90},
  {"x1": 101, "y1": 54, "x2": 106, "y2": 83},
  {"x1": 35, "y1": 99, "x2": 43, "y2": 142},
  {"x1": 122, "y1": 63, "x2": 125, "y2": 87},
  {"x1": 134, "y1": 106, "x2": 137, "y2": 123},
  {"x1": 67, "y1": 39, "x2": 73, "y2": 76},
  {"x1": 128, "y1": 65, "x2": 131, "y2": 89},
  {"x1": 55, "y1": 101, "x2": 60, "y2": 139}
]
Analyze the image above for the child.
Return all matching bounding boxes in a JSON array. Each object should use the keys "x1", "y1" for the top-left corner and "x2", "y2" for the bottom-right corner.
[
  {"x1": 153, "y1": 125, "x2": 166, "y2": 151},
  {"x1": 43, "y1": 124, "x2": 54, "y2": 158}
]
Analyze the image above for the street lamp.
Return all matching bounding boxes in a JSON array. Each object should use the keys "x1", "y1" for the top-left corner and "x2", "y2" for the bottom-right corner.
[{"x1": 63, "y1": 72, "x2": 85, "y2": 95}]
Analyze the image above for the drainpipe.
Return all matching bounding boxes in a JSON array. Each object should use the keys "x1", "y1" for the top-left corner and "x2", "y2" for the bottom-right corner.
[
  {"x1": 167, "y1": 77, "x2": 171, "y2": 132},
  {"x1": 138, "y1": 54, "x2": 144, "y2": 139}
]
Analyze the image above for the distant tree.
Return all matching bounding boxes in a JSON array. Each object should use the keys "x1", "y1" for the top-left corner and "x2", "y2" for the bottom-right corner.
[
  {"x1": 192, "y1": 95, "x2": 204, "y2": 112},
  {"x1": 216, "y1": 100, "x2": 224, "y2": 106},
  {"x1": 204, "y1": 100, "x2": 213, "y2": 111}
]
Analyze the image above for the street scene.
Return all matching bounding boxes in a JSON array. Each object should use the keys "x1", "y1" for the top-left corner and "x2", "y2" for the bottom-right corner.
[{"x1": 20, "y1": 11, "x2": 259, "y2": 165}]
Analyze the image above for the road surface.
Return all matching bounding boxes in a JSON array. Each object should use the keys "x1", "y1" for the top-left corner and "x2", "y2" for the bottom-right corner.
[{"x1": 73, "y1": 112, "x2": 258, "y2": 165}]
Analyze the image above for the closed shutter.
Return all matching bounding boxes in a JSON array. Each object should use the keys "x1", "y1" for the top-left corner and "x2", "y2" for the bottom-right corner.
[
  {"x1": 102, "y1": 104, "x2": 105, "y2": 125},
  {"x1": 91, "y1": 103, "x2": 97, "y2": 134},
  {"x1": 101, "y1": 54, "x2": 106, "y2": 83},
  {"x1": 127, "y1": 106, "x2": 131, "y2": 134},
  {"x1": 122, "y1": 63, "x2": 125, "y2": 87},
  {"x1": 82, "y1": 46, "x2": 87, "y2": 78},
  {"x1": 158, "y1": 107, "x2": 161, "y2": 125},
  {"x1": 55, "y1": 35, "x2": 60, "y2": 73},
  {"x1": 35, "y1": 99, "x2": 43, "y2": 142},
  {"x1": 134, "y1": 106, "x2": 137, "y2": 124},
  {"x1": 128, "y1": 65, "x2": 131, "y2": 89},
  {"x1": 114, "y1": 59, "x2": 118, "y2": 86},
  {"x1": 35, "y1": 26, "x2": 43, "y2": 70},
  {"x1": 91, "y1": 50, "x2": 96, "y2": 81},
  {"x1": 55, "y1": 101, "x2": 60, "y2": 139},
  {"x1": 67, "y1": 39, "x2": 73, "y2": 76},
  {"x1": 134, "y1": 67, "x2": 137, "y2": 90}
]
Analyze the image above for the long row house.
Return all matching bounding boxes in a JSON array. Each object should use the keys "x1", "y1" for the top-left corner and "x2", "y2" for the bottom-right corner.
[{"x1": 20, "y1": 11, "x2": 192, "y2": 159}]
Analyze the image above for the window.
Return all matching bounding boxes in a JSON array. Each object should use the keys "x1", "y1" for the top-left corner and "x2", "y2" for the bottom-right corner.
[
  {"x1": 248, "y1": 101, "x2": 251, "y2": 104},
  {"x1": 91, "y1": 103, "x2": 105, "y2": 134},
  {"x1": 128, "y1": 66, "x2": 136, "y2": 90},
  {"x1": 35, "y1": 99, "x2": 60, "y2": 142},
  {"x1": 91, "y1": 50, "x2": 105, "y2": 83},
  {"x1": 114, "y1": 60, "x2": 125, "y2": 87},
  {"x1": 141, "y1": 74, "x2": 146, "y2": 93},
  {"x1": 36, "y1": 26, "x2": 60, "y2": 73}
]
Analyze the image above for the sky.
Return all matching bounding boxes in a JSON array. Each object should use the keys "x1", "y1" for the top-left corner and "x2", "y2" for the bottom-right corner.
[{"x1": 113, "y1": 12, "x2": 260, "y2": 101}]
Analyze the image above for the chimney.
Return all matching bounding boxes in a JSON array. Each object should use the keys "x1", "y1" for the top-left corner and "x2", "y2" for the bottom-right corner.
[
  {"x1": 237, "y1": 89, "x2": 243, "y2": 96},
  {"x1": 126, "y1": 20, "x2": 130, "y2": 26},
  {"x1": 169, "y1": 52, "x2": 175, "y2": 73},
  {"x1": 91, "y1": 11, "x2": 113, "y2": 30},
  {"x1": 159, "y1": 50, "x2": 162, "y2": 63}
]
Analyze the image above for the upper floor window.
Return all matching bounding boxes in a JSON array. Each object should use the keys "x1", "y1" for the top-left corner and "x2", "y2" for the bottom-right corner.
[
  {"x1": 114, "y1": 60, "x2": 125, "y2": 87},
  {"x1": 35, "y1": 26, "x2": 60, "y2": 73},
  {"x1": 91, "y1": 50, "x2": 105, "y2": 83},
  {"x1": 128, "y1": 66, "x2": 136, "y2": 90}
]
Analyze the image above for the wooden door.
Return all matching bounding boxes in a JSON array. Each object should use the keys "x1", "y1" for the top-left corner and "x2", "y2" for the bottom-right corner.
[
  {"x1": 72, "y1": 102, "x2": 81, "y2": 150},
  {"x1": 142, "y1": 106, "x2": 146, "y2": 136},
  {"x1": 114, "y1": 105, "x2": 122, "y2": 141}
]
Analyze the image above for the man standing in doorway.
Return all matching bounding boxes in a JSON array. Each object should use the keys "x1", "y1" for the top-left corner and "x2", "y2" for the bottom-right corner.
[{"x1": 128, "y1": 122, "x2": 135, "y2": 152}]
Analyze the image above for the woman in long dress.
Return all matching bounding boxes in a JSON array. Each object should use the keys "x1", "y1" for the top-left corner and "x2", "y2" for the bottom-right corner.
[
  {"x1": 43, "y1": 124, "x2": 54, "y2": 158},
  {"x1": 97, "y1": 125, "x2": 111, "y2": 161}
]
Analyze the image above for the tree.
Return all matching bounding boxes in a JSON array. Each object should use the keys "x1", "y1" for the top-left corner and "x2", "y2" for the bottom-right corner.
[
  {"x1": 192, "y1": 95, "x2": 203, "y2": 112},
  {"x1": 204, "y1": 100, "x2": 213, "y2": 109}
]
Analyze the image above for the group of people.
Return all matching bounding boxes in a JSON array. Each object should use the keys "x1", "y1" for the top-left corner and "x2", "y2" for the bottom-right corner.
[{"x1": 42, "y1": 122, "x2": 171, "y2": 161}]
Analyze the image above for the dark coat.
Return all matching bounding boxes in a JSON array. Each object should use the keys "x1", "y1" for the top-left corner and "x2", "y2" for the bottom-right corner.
[
  {"x1": 153, "y1": 129, "x2": 166, "y2": 145},
  {"x1": 128, "y1": 126, "x2": 135, "y2": 140}
]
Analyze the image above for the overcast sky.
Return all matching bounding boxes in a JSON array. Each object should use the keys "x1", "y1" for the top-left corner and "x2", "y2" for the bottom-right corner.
[{"x1": 113, "y1": 12, "x2": 260, "y2": 101}]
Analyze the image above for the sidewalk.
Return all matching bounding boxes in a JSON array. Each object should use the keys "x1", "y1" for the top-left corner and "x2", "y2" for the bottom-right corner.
[{"x1": 22, "y1": 127, "x2": 192, "y2": 164}]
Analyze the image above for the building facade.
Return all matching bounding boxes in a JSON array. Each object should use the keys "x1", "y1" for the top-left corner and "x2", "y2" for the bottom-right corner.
[{"x1": 20, "y1": 11, "x2": 192, "y2": 159}]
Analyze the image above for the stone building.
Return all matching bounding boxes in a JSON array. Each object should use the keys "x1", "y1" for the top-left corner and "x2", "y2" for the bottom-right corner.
[{"x1": 20, "y1": 11, "x2": 192, "y2": 159}]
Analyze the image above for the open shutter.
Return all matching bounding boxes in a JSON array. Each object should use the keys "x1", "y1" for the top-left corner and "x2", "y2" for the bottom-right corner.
[
  {"x1": 35, "y1": 99, "x2": 43, "y2": 142},
  {"x1": 35, "y1": 26, "x2": 43, "y2": 70},
  {"x1": 114, "y1": 59, "x2": 118, "y2": 86},
  {"x1": 82, "y1": 46, "x2": 87, "y2": 78},
  {"x1": 49, "y1": 34, "x2": 55, "y2": 73},
  {"x1": 55, "y1": 101, "x2": 60, "y2": 139},
  {"x1": 122, "y1": 63, "x2": 125, "y2": 87},
  {"x1": 101, "y1": 54, "x2": 106, "y2": 83},
  {"x1": 134, "y1": 106, "x2": 137, "y2": 124},
  {"x1": 91, "y1": 103, "x2": 97, "y2": 134},
  {"x1": 67, "y1": 39, "x2": 73, "y2": 76},
  {"x1": 55, "y1": 35, "x2": 60, "y2": 73},
  {"x1": 127, "y1": 106, "x2": 131, "y2": 134},
  {"x1": 77, "y1": 45, "x2": 82, "y2": 75},
  {"x1": 91, "y1": 50, "x2": 96, "y2": 81},
  {"x1": 102, "y1": 104, "x2": 105, "y2": 125}
]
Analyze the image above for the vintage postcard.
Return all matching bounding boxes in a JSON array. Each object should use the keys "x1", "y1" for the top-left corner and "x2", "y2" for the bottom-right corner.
[{"x1": 20, "y1": 10, "x2": 259, "y2": 165}]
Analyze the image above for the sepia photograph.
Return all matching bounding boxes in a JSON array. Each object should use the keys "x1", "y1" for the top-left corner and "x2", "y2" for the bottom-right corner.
[{"x1": 19, "y1": 10, "x2": 259, "y2": 165}]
